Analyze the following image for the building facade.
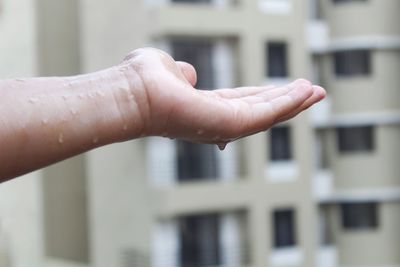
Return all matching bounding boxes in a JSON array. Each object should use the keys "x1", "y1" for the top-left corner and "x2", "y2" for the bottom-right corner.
[{"x1": 0, "y1": 1, "x2": 399, "y2": 267}]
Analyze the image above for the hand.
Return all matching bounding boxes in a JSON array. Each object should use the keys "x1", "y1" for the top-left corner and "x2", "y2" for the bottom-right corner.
[{"x1": 119, "y1": 48, "x2": 326, "y2": 145}]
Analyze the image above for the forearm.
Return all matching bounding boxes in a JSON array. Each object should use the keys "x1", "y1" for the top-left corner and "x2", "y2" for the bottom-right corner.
[{"x1": 0, "y1": 66, "x2": 143, "y2": 181}]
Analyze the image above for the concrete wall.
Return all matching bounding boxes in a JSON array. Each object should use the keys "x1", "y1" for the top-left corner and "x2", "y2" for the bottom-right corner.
[
  {"x1": 322, "y1": 0, "x2": 400, "y2": 38},
  {"x1": 333, "y1": 202, "x2": 400, "y2": 266},
  {"x1": 332, "y1": 125, "x2": 400, "y2": 190},
  {"x1": 0, "y1": 0, "x2": 38, "y2": 78}
]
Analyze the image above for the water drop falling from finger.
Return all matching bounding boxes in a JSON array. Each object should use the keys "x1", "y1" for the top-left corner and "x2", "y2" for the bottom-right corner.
[{"x1": 217, "y1": 142, "x2": 227, "y2": 151}]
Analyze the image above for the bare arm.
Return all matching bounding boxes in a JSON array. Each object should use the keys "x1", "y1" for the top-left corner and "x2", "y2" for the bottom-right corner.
[{"x1": 0, "y1": 48, "x2": 325, "y2": 181}]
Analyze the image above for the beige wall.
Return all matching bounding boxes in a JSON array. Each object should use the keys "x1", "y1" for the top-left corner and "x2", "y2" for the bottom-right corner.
[
  {"x1": 333, "y1": 202, "x2": 400, "y2": 266},
  {"x1": 332, "y1": 125, "x2": 400, "y2": 190},
  {"x1": 42, "y1": 156, "x2": 89, "y2": 263},
  {"x1": 36, "y1": 0, "x2": 81, "y2": 76},
  {"x1": 322, "y1": 50, "x2": 400, "y2": 114},
  {"x1": 322, "y1": 0, "x2": 400, "y2": 38},
  {"x1": 0, "y1": 0, "x2": 37, "y2": 78}
]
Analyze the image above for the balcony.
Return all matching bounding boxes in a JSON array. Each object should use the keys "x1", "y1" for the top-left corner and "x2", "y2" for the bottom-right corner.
[
  {"x1": 316, "y1": 246, "x2": 337, "y2": 267},
  {"x1": 307, "y1": 20, "x2": 330, "y2": 54},
  {"x1": 313, "y1": 170, "x2": 334, "y2": 202},
  {"x1": 269, "y1": 247, "x2": 303, "y2": 267},
  {"x1": 144, "y1": 0, "x2": 243, "y2": 37}
]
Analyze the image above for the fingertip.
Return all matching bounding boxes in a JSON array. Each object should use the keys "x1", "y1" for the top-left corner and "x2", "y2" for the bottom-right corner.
[
  {"x1": 293, "y1": 78, "x2": 312, "y2": 86},
  {"x1": 312, "y1": 85, "x2": 327, "y2": 101},
  {"x1": 176, "y1": 61, "x2": 197, "y2": 87}
]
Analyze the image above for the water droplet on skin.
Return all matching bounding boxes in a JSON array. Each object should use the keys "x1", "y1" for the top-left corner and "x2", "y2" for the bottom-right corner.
[
  {"x1": 41, "y1": 119, "x2": 49, "y2": 125},
  {"x1": 69, "y1": 80, "x2": 79, "y2": 86},
  {"x1": 58, "y1": 133, "x2": 64, "y2": 144},
  {"x1": 92, "y1": 137, "x2": 99, "y2": 144},
  {"x1": 123, "y1": 125, "x2": 128, "y2": 131},
  {"x1": 88, "y1": 92, "x2": 94, "y2": 98},
  {"x1": 70, "y1": 109, "x2": 78, "y2": 115},
  {"x1": 197, "y1": 129, "x2": 204, "y2": 135},
  {"x1": 29, "y1": 97, "x2": 39, "y2": 104},
  {"x1": 96, "y1": 91, "x2": 105, "y2": 97},
  {"x1": 217, "y1": 143, "x2": 227, "y2": 151},
  {"x1": 120, "y1": 87, "x2": 129, "y2": 92}
]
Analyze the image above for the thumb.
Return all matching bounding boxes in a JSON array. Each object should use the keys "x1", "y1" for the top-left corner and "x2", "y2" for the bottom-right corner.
[{"x1": 176, "y1": 61, "x2": 197, "y2": 87}]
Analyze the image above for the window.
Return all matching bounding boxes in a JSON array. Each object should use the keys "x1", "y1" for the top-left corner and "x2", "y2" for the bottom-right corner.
[
  {"x1": 177, "y1": 141, "x2": 218, "y2": 181},
  {"x1": 172, "y1": 40, "x2": 215, "y2": 89},
  {"x1": 179, "y1": 214, "x2": 221, "y2": 267},
  {"x1": 334, "y1": 50, "x2": 371, "y2": 77},
  {"x1": 273, "y1": 209, "x2": 297, "y2": 248},
  {"x1": 266, "y1": 42, "x2": 288, "y2": 78},
  {"x1": 172, "y1": 0, "x2": 211, "y2": 3},
  {"x1": 336, "y1": 126, "x2": 374, "y2": 153},
  {"x1": 270, "y1": 126, "x2": 292, "y2": 161},
  {"x1": 341, "y1": 202, "x2": 378, "y2": 230}
]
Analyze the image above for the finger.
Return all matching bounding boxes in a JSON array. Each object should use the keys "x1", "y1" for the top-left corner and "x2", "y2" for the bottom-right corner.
[
  {"x1": 238, "y1": 85, "x2": 290, "y2": 105},
  {"x1": 275, "y1": 85, "x2": 326, "y2": 123},
  {"x1": 250, "y1": 82, "x2": 313, "y2": 129},
  {"x1": 210, "y1": 78, "x2": 311, "y2": 99},
  {"x1": 176, "y1": 61, "x2": 197, "y2": 87},
  {"x1": 211, "y1": 85, "x2": 276, "y2": 99}
]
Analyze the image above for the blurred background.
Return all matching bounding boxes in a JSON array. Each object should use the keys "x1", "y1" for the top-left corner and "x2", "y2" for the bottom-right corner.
[{"x1": 0, "y1": 0, "x2": 400, "y2": 267}]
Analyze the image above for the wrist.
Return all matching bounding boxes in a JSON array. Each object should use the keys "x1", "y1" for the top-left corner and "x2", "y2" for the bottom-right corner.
[{"x1": 113, "y1": 62, "x2": 148, "y2": 139}]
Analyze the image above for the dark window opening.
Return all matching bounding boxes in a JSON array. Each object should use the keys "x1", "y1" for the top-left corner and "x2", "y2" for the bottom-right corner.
[
  {"x1": 266, "y1": 42, "x2": 288, "y2": 78},
  {"x1": 177, "y1": 141, "x2": 218, "y2": 181},
  {"x1": 179, "y1": 214, "x2": 221, "y2": 267},
  {"x1": 336, "y1": 126, "x2": 374, "y2": 153},
  {"x1": 270, "y1": 126, "x2": 292, "y2": 161},
  {"x1": 273, "y1": 209, "x2": 297, "y2": 248},
  {"x1": 341, "y1": 202, "x2": 378, "y2": 230},
  {"x1": 334, "y1": 50, "x2": 371, "y2": 77}
]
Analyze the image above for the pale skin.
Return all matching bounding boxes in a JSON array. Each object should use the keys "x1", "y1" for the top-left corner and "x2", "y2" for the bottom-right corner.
[{"x1": 0, "y1": 48, "x2": 326, "y2": 182}]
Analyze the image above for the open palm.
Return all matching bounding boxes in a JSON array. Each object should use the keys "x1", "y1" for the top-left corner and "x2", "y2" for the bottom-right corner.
[{"x1": 122, "y1": 48, "x2": 326, "y2": 145}]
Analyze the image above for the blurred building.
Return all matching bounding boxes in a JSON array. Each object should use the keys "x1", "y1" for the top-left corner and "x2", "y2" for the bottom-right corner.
[{"x1": 0, "y1": 1, "x2": 399, "y2": 267}]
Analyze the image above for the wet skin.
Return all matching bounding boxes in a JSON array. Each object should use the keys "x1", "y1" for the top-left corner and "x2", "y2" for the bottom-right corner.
[{"x1": 0, "y1": 48, "x2": 326, "y2": 181}]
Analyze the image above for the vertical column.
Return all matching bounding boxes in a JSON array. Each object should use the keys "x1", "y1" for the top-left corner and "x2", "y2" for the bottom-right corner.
[
  {"x1": 249, "y1": 205, "x2": 269, "y2": 267},
  {"x1": 213, "y1": 40, "x2": 239, "y2": 182},
  {"x1": 147, "y1": 137, "x2": 177, "y2": 187},
  {"x1": 239, "y1": 34, "x2": 266, "y2": 181},
  {"x1": 216, "y1": 144, "x2": 238, "y2": 182},
  {"x1": 219, "y1": 213, "x2": 241, "y2": 266},
  {"x1": 151, "y1": 220, "x2": 179, "y2": 267}
]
